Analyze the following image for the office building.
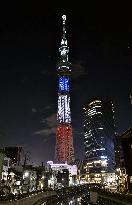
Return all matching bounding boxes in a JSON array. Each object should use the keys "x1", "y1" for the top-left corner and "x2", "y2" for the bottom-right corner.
[{"x1": 83, "y1": 98, "x2": 116, "y2": 175}]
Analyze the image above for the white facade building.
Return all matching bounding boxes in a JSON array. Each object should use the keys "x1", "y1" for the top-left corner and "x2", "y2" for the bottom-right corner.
[
  {"x1": 47, "y1": 161, "x2": 77, "y2": 187},
  {"x1": 47, "y1": 161, "x2": 77, "y2": 176},
  {"x1": 2, "y1": 156, "x2": 10, "y2": 182}
]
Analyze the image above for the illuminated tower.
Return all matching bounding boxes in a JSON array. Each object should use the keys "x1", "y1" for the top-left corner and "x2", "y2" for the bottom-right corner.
[{"x1": 55, "y1": 15, "x2": 74, "y2": 164}]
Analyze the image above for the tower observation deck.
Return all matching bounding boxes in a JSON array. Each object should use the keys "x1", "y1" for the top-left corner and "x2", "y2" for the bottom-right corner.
[{"x1": 55, "y1": 15, "x2": 74, "y2": 164}]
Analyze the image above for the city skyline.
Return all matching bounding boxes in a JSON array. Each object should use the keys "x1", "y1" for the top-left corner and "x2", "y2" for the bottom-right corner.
[{"x1": 0, "y1": 7, "x2": 131, "y2": 165}]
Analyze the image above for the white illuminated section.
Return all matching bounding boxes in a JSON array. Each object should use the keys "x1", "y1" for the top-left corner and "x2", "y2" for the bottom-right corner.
[
  {"x1": 101, "y1": 160, "x2": 108, "y2": 167},
  {"x1": 87, "y1": 108, "x2": 102, "y2": 116},
  {"x1": 88, "y1": 100, "x2": 101, "y2": 106},
  {"x1": 61, "y1": 39, "x2": 67, "y2": 45},
  {"x1": 57, "y1": 95, "x2": 71, "y2": 123},
  {"x1": 61, "y1": 48, "x2": 67, "y2": 55},
  {"x1": 100, "y1": 156, "x2": 107, "y2": 159},
  {"x1": 93, "y1": 148, "x2": 105, "y2": 151},
  {"x1": 62, "y1": 14, "x2": 66, "y2": 24}
]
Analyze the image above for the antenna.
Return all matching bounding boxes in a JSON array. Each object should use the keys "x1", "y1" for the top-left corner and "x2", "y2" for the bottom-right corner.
[{"x1": 62, "y1": 15, "x2": 66, "y2": 40}]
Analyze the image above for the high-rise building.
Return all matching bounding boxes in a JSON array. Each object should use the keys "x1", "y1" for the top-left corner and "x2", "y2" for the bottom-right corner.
[
  {"x1": 83, "y1": 98, "x2": 116, "y2": 174},
  {"x1": 55, "y1": 15, "x2": 74, "y2": 164}
]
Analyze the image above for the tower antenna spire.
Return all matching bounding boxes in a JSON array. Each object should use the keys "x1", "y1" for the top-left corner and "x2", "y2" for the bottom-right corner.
[
  {"x1": 62, "y1": 15, "x2": 66, "y2": 40},
  {"x1": 59, "y1": 14, "x2": 69, "y2": 62}
]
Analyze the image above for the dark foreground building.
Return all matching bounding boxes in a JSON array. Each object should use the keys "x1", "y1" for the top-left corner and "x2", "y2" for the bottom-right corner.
[
  {"x1": 3, "y1": 147, "x2": 24, "y2": 166},
  {"x1": 121, "y1": 127, "x2": 132, "y2": 192}
]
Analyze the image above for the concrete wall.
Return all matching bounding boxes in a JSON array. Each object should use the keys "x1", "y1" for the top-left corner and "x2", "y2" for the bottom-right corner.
[{"x1": 0, "y1": 191, "x2": 56, "y2": 205}]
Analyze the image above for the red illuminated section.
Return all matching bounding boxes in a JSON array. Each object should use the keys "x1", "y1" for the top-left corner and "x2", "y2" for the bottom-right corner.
[{"x1": 55, "y1": 124, "x2": 74, "y2": 164}]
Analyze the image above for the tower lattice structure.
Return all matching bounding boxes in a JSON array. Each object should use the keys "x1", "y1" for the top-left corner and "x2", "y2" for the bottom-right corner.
[{"x1": 55, "y1": 15, "x2": 74, "y2": 164}]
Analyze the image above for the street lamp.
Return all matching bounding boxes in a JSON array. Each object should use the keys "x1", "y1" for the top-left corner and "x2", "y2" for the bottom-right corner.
[{"x1": 23, "y1": 171, "x2": 29, "y2": 178}]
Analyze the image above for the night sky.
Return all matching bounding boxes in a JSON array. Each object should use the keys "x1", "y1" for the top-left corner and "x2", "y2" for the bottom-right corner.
[{"x1": 0, "y1": 5, "x2": 131, "y2": 165}]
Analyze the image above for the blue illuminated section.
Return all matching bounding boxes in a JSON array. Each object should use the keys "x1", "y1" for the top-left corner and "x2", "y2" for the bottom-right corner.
[{"x1": 59, "y1": 76, "x2": 69, "y2": 92}]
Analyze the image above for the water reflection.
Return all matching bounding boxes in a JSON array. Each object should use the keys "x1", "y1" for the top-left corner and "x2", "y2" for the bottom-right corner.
[
  {"x1": 41, "y1": 195, "x2": 91, "y2": 205},
  {"x1": 57, "y1": 196, "x2": 82, "y2": 204}
]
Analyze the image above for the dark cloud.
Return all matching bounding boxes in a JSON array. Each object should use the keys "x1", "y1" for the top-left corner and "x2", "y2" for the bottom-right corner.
[
  {"x1": 40, "y1": 69, "x2": 54, "y2": 76},
  {"x1": 32, "y1": 108, "x2": 38, "y2": 113},
  {"x1": 43, "y1": 105, "x2": 55, "y2": 111},
  {"x1": 34, "y1": 127, "x2": 56, "y2": 137},
  {"x1": 72, "y1": 60, "x2": 87, "y2": 79},
  {"x1": 33, "y1": 113, "x2": 56, "y2": 138},
  {"x1": 42, "y1": 113, "x2": 57, "y2": 127}
]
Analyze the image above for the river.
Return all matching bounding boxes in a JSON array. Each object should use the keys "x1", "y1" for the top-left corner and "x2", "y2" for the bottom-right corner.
[
  {"x1": 42, "y1": 196, "x2": 91, "y2": 205},
  {"x1": 55, "y1": 196, "x2": 82, "y2": 204}
]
